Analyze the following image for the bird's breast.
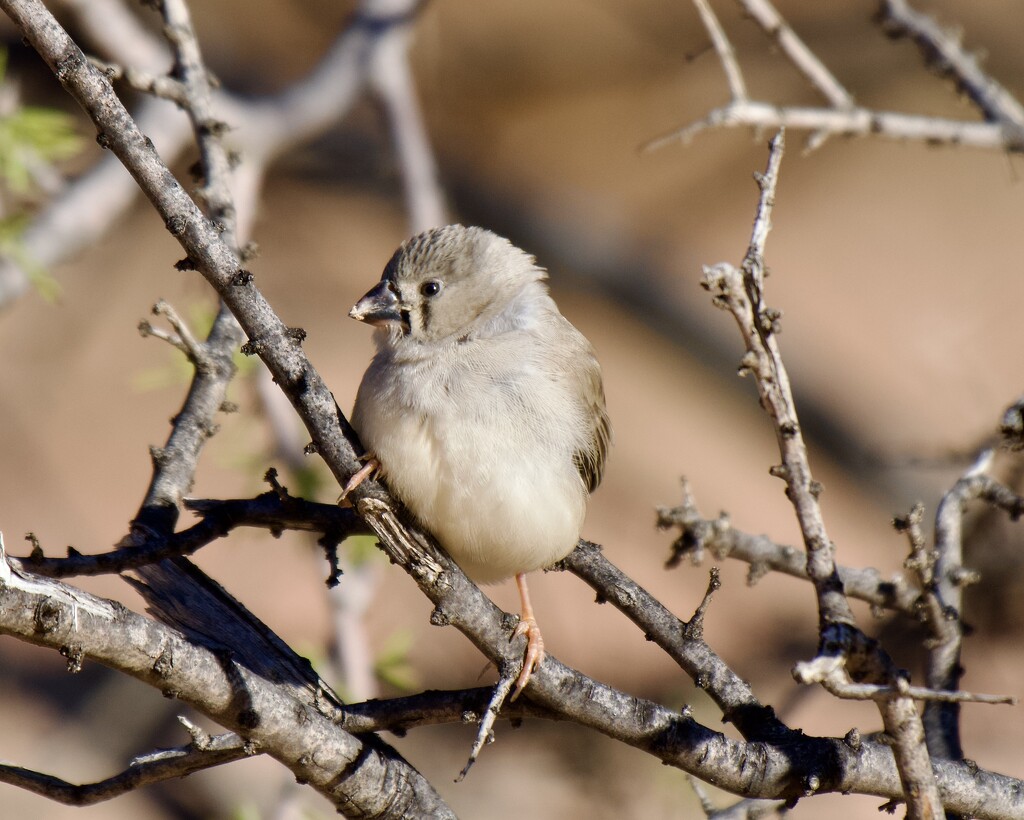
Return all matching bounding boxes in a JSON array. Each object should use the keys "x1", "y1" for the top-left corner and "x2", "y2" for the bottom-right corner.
[{"x1": 353, "y1": 349, "x2": 588, "y2": 583}]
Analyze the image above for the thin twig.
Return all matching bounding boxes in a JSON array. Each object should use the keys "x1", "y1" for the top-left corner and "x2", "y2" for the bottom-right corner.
[
  {"x1": 11, "y1": 492, "x2": 368, "y2": 578},
  {"x1": 653, "y1": 1, "x2": 1024, "y2": 154},
  {"x1": 88, "y1": 57, "x2": 188, "y2": 106},
  {"x1": 139, "y1": 299, "x2": 209, "y2": 367},
  {"x1": 820, "y1": 678, "x2": 1012, "y2": 707},
  {"x1": 735, "y1": 0, "x2": 853, "y2": 109},
  {"x1": 458, "y1": 674, "x2": 516, "y2": 781},
  {"x1": 0, "y1": 730, "x2": 251, "y2": 806},
  {"x1": 659, "y1": 485, "x2": 926, "y2": 617},
  {"x1": 692, "y1": 0, "x2": 747, "y2": 102},
  {"x1": 702, "y1": 133, "x2": 944, "y2": 818},
  {"x1": 877, "y1": 0, "x2": 1024, "y2": 137},
  {"x1": 644, "y1": 100, "x2": 1024, "y2": 153},
  {"x1": 924, "y1": 449, "x2": 993, "y2": 760},
  {"x1": 366, "y1": 7, "x2": 447, "y2": 232}
]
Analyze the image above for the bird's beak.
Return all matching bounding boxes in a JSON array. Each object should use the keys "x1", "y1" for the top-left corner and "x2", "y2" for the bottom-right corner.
[{"x1": 349, "y1": 280, "x2": 402, "y2": 327}]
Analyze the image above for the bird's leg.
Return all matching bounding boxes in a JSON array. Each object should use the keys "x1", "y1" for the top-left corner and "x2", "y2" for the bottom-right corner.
[
  {"x1": 510, "y1": 572, "x2": 545, "y2": 700},
  {"x1": 337, "y1": 455, "x2": 380, "y2": 503}
]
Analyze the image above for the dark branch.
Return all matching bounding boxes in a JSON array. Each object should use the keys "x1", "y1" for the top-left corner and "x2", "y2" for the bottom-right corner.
[
  {"x1": 13, "y1": 492, "x2": 368, "y2": 578},
  {"x1": 658, "y1": 483, "x2": 926, "y2": 617}
]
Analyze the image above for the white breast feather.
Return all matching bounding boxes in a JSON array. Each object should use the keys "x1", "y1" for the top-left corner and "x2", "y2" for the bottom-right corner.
[{"x1": 353, "y1": 316, "x2": 589, "y2": 583}]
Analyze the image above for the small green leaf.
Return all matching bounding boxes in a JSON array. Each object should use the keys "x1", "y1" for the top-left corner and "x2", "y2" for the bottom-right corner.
[
  {"x1": 344, "y1": 534, "x2": 382, "y2": 568},
  {"x1": 375, "y1": 629, "x2": 419, "y2": 692}
]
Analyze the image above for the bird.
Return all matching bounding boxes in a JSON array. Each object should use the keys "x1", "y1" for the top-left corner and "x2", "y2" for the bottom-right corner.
[{"x1": 343, "y1": 224, "x2": 610, "y2": 698}]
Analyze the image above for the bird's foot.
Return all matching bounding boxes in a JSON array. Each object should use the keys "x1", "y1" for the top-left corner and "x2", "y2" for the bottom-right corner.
[
  {"x1": 510, "y1": 614, "x2": 545, "y2": 701},
  {"x1": 337, "y1": 455, "x2": 380, "y2": 504}
]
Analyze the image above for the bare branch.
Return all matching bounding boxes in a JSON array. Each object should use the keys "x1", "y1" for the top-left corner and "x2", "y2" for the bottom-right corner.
[
  {"x1": 0, "y1": 729, "x2": 250, "y2": 806},
  {"x1": 705, "y1": 132, "x2": 856, "y2": 632},
  {"x1": 15, "y1": 529, "x2": 1024, "y2": 814},
  {"x1": 89, "y1": 57, "x2": 188, "y2": 106},
  {"x1": 876, "y1": 0, "x2": 1024, "y2": 137},
  {"x1": 5, "y1": 4, "x2": 1022, "y2": 813},
  {"x1": 658, "y1": 485, "x2": 926, "y2": 617},
  {"x1": 160, "y1": 0, "x2": 237, "y2": 239},
  {"x1": 651, "y1": 1, "x2": 1024, "y2": 154},
  {"x1": 458, "y1": 674, "x2": 516, "y2": 781},
  {"x1": 0, "y1": 538, "x2": 455, "y2": 817},
  {"x1": 692, "y1": 0, "x2": 747, "y2": 102},
  {"x1": 925, "y1": 450, "x2": 993, "y2": 760},
  {"x1": 136, "y1": 299, "x2": 210, "y2": 366},
  {"x1": 818, "y1": 677, "x2": 1012, "y2": 707},
  {"x1": 10, "y1": 492, "x2": 368, "y2": 578},
  {"x1": 58, "y1": 0, "x2": 169, "y2": 68},
  {"x1": 338, "y1": 686, "x2": 558, "y2": 734},
  {"x1": 645, "y1": 100, "x2": 1022, "y2": 153},
  {"x1": 736, "y1": 0, "x2": 854, "y2": 110},
  {"x1": 366, "y1": 2, "x2": 447, "y2": 232},
  {"x1": 0, "y1": 0, "x2": 429, "y2": 308},
  {"x1": 702, "y1": 133, "x2": 944, "y2": 817},
  {"x1": 563, "y1": 541, "x2": 788, "y2": 742}
]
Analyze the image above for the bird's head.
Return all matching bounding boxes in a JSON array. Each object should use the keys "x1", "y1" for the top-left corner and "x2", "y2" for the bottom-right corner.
[{"x1": 349, "y1": 225, "x2": 546, "y2": 345}]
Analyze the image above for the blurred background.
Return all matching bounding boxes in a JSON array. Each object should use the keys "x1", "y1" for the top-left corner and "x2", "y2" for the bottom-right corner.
[{"x1": 0, "y1": 1, "x2": 1023, "y2": 817}]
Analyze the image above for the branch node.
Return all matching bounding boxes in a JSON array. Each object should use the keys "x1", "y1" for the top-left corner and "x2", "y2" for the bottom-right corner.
[
  {"x1": 154, "y1": 645, "x2": 174, "y2": 678},
  {"x1": 178, "y1": 715, "x2": 212, "y2": 750},
  {"x1": 60, "y1": 643, "x2": 84, "y2": 673},
  {"x1": 33, "y1": 598, "x2": 62, "y2": 633},
  {"x1": 429, "y1": 606, "x2": 451, "y2": 627},
  {"x1": 684, "y1": 567, "x2": 721, "y2": 640},
  {"x1": 25, "y1": 532, "x2": 43, "y2": 561}
]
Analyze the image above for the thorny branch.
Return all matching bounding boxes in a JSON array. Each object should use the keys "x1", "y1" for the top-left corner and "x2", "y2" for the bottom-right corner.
[
  {"x1": 5, "y1": 528, "x2": 1024, "y2": 817},
  {"x1": 660, "y1": 483, "x2": 926, "y2": 617},
  {"x1": 12, "y1": 491, "x2": 368, "y2": 579},
  {"x1": 701, "y1": 131, "x2": 945, "y2": 818},
  {"x1": 0, "y1": 682, "x2": 562, "y2": 806},
  {"x1": 923, "y1": 450, "x2": 1021, "y2": 762},
  {"x1": 0, "y1": 0, "x2": 434, "y2": 307},
  {"x1": 646, "y1": 0, "x2": 1024, "y2": 153},
  {"x1": 0, "y1": 724, "x2": 251, "y2": 806},
  {"x1": 0, "y1": 534, "x2": 456, "y2": 818}
]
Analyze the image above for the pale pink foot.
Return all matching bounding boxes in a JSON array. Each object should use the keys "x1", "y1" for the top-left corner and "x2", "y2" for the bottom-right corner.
[
  {"x1": 337, "y1": 455, "x2": 380, "y2": 503},
  {"x1": 510, "y1": 572, "x2": 545, "y2": 701}
]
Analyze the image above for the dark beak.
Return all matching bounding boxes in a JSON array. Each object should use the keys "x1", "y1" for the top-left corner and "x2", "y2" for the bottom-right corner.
[{"x1": 349, "y1": 280, "x2": 401, "y2": 327}]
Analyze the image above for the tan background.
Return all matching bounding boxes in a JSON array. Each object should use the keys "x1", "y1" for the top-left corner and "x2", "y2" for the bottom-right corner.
[{"x1": 1, "y1": 1, "x2": 1022, "y2": 817}]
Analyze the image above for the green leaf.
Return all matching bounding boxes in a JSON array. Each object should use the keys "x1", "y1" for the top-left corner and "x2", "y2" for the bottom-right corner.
[
  {"x1": 375, "y1": 628, "x2": 420, "y2": 692},
  {"x1": 0, "y1": 212, "x2": 60, "y2": 301}
]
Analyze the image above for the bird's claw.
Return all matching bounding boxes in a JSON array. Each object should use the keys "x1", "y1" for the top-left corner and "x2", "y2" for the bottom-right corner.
[
  {"x1": 510, "y1": 615, "x2": 545, "y2": 701},
  {"x1": 337, "y1": 455, "x2": 380, "y2": 504}
]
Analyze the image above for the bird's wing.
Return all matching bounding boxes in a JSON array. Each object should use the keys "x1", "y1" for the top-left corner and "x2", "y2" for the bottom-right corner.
[{"x1": 568, "y1": 334, "x2": 611, "y2": 494}]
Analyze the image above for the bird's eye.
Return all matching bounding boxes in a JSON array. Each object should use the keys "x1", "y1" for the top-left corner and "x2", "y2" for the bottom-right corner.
[{"x1": 420, "y1": 280, "x2": 442, "y2": 298}]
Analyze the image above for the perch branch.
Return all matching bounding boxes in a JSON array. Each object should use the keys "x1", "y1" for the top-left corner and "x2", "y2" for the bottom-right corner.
[
  {"x1": 4, "y1": 539, "x2": 1023, "y2": 816},
  {"x1": 0, "y1": 534, "x2": 454, "y2": 817}
]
